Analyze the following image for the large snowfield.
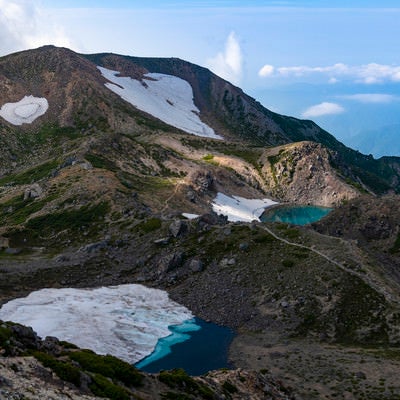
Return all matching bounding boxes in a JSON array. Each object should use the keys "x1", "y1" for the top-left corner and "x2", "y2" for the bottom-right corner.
[
  {"x1": 212, "y1": 192, "x2": 278, "y2": 222},
  {"x1": 0, "y1": 284, "x2": 195, "y2": 364},
  {"x1": 98, "y1": 66, "x2": 222, "y2": 139},
  {"x1": 0, "y1": 95, "x2": 48, "y2": 125}
]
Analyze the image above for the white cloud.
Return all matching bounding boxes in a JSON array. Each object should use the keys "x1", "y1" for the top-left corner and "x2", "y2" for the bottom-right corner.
[
  {"x1": 0, "y1": 0, "x2": 72, "y2": 56},
  {"x1": 258, "y1": 64, "x2": 275, "y2": 77},
  {"x1": 302, "y1": 102, "x2": 345, "y2": 118},
  {"x1": 206, "y1": 32, "x2": 243, "y2": 85},
  {"x1": 341, "y1": 93, "x2": 398, "y2": 103},
  {"x1": 258, "y1": 61, "x2": 400, "y2": 84}
]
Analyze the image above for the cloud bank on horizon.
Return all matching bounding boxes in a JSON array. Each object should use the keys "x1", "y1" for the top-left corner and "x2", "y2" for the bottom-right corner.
[
  {"x1": 258, "y1": 62, "x2": 400, "y2": 84},
  {"x1": 300, "y1": 93, "x2": 400, "y2": 119},
  {"x1": 339, "y1": 93, "x2": 399, "y2": 104}
]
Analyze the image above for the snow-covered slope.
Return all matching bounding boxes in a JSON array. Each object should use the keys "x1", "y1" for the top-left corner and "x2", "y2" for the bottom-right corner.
[
  {"x1": 212, "y1": 192, "x2": 278, "y2": 222},
  {"x1": 0, "y1": 284, "x2": 195, "y2": 364},
  {"x1": 98, "y1": 66, "x2": 221, "y2": 139},
  {"x1": 0, "y1": 95, "x2": 48, "y2": 125}
]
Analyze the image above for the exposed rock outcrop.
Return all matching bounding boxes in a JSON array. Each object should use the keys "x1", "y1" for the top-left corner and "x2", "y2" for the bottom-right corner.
[{"x1": 260, "y1": 141, "x2": 359, "y2": 206}]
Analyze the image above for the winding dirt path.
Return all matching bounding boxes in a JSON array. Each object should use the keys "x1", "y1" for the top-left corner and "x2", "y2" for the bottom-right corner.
[
  {"x1": 160, "y1": 178, "x2": 186, "y2": 215},
  {"x1": 256, "y1": 223, "x2": 400, "y2": 306}
]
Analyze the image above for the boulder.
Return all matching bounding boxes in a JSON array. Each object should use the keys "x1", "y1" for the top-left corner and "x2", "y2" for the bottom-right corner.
[
  {"x1": 197, "y1": 212, "x2": 228, "y2": 227},
  {"x1": 189, "y1": 259, "x2": 204, "y2": 273},
  {"x1": 169, "y1": 220, "x2": 188, "y2": 238},
  {"x1": 0, "y1": 237, "x2": 9, "y2": 249},
  {"x1": 79, "y1": 240, "x2": 109, "y2": 253},
  {"x1": 10, "y1": 324, "x2": 40, "y2": 350},
  {"x1": 41, "y1": 336, "x2": 61, "y2": 355},
  {"x1": 157, "y1": 251, "x2": 185, "y2": 275},
  {"x1": 239, "y1": 242, "x2": 249, "y2": 251},
  {"x1": 154, "y1": 237, "x2": 170, "y2": 245},
  {"x1": 23, "y1": 183, "x2": 43, "y2": 200}
]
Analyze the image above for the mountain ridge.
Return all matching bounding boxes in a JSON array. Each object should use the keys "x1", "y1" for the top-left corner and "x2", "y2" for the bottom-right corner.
[{"x1": 1, "y1": 45, "x2": 399, "y2": 196}]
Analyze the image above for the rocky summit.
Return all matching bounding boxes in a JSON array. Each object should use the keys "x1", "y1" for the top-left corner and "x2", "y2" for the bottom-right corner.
[{"x1": 0, "y1": 45, "x2": 400, "y2": 399}]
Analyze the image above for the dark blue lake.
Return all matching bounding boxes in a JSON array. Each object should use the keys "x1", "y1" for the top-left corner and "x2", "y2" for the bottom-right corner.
[
  {"x1": 135, "y1": 317, "x2": 235, "y2": 376},
  {"x1": 261, "y1": 205, "x2": 332, "y2": 225}
]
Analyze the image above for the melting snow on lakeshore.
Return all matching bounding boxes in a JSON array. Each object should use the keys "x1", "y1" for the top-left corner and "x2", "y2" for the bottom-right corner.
[
  {"x1": 98, "y1": 66, "x2": 221, "y2": 139},
  {"x1": 212, "y1": 192, "x2": 278, "y2": 222},
  {"x1": 0, "y1": 96, "x2": 48, "y2": 125},
  {"x1": 0, "y1": 284, "x2": 197, "y2": 364}
]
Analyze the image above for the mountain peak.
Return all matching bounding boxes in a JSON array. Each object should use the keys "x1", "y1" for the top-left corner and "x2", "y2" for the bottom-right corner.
[{"x1": 0, "y1": 45, "x2": 399, "y2": 196}]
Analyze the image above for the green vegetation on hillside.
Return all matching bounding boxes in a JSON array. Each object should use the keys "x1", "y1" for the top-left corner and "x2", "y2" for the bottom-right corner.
[
  {"x1": 0, "y1": 160, "x2": 58, "y2": 186},
  {"x1": 26, "y1": 201, "x2": 109, "y2": 236}
]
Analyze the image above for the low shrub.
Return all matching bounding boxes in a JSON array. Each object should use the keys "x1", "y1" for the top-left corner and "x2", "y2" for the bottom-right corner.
[
  {"x1": 135, "y1": 217, "x2": 162, "y2": 233},
  {"x1": 69, "y1": 350, "x2": 143, "y2": 387},
  {"x1": 33, "y1": 351, "x2": 81, "y2": 387},
  {"x1": 282, "y1": 259, "x2": 295, "y2": 268},
  {"x1": 159, "y1": 369, "x2": 215, "y2": 399},
  {"x1": 222, "y1": 380, "x2": 238, "y2": 394},
  {"x1": 26, "y1": 202, "x2": 109, "y2": 235},
  {"x1": 89, "y1": 373, "x2": 130, "y2": 400}
]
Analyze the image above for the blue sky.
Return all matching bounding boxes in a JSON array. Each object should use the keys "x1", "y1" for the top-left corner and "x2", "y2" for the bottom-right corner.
[{"x1": 1, "y1": 0, "x2": 400, "y2": 156}]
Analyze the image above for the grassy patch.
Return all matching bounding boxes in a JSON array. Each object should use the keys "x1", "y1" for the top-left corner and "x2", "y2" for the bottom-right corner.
[
  {"x1": 134, "y1": 217, "x2": 162, "y2": 234},
  {"x1": 117, "y1": 172, "x2": 172, "y2": 192},
  {"x1": 34, "y1": 124, "x2": 81, "y2": 143},
  {"x1": 0, "y1": 195, "x2": 57, "y2": 225},
  {"x1": 0, "y1": 325, "x2": 12, "y2": 352},
  {"x1": 335, "y1": 277, "x2": 389, "y2": 344},
  {"x1": 281, "y1": 227, "x2": 301, "y2": 239},
  {"x1": 0, "y1": 160, "x2": 59, "y2": 186},
  {"x1": 220, "y1": 147, "x2": 263, "y2": 169},
  {"x1": 14, "y1": 124, "x2": 81, "y2": 149},
  {"x1": 202, "y1": 154, "x2": 214, "y2": 161},
  {"x1": 85, "y1": 153, "x2": 117, "y2": 171},
  {"x1": 252, "y1": 231, "x2": 277, "y2": 244},
  {"x1": 26, "y1": 201, "x2": 109, "y2": 237}
]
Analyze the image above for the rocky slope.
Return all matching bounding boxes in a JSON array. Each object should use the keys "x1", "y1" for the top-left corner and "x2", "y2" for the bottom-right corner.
[
  {"x1": 259, "y1": 141, "x2": 358, "y2": 206},
  {"x1": 87, "y1": 51, "x2": 400, "y2": 195},
  {"x1": 313, "y1": 194, "x2": 400, "y2": 288},
  {"x1": 1, "y1": 45, "x2": 400, "y2": 195},
  {"x1": 0, "y1": 45, "x2": 400, "y2": 399}
]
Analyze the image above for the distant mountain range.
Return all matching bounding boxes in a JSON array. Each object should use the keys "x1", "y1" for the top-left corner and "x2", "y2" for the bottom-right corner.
[
  {"x1": 347, "y1": 123, "x2": 400, "y2": 158},
  {"x1": 251, "y1": 82, "x2": 400, "y2": 158}
]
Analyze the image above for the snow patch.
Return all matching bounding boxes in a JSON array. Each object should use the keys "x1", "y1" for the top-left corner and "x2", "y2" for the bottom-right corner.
[
  {"x1": 0, "y1": 284, "x2": 195, "y2": 364},
  {"x1": 182, "y1": 213, "x2": 200, "y2": 220},
  {"x1": 98, "y1": 66, "x2": 221, "y2": 139},
  {"x1": 212, "y1": 192, "x2": 278, "y2": 222},
  {"x1": 0, "y1": 96, "x2": 48, "y2": 125}
]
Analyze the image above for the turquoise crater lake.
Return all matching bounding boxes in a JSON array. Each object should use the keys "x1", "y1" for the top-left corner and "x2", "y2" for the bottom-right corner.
[
  {"x1": 261, "y1": 205, "x2": 332, "y2": 225},
  {"x1": 135, "y1": 317, "x2": 235, "y2": 376}
]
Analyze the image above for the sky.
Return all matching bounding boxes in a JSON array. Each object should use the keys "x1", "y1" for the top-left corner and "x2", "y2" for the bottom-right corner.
[{"x1": 1, "y1": 0, "x2": 400, "y2": 156}]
